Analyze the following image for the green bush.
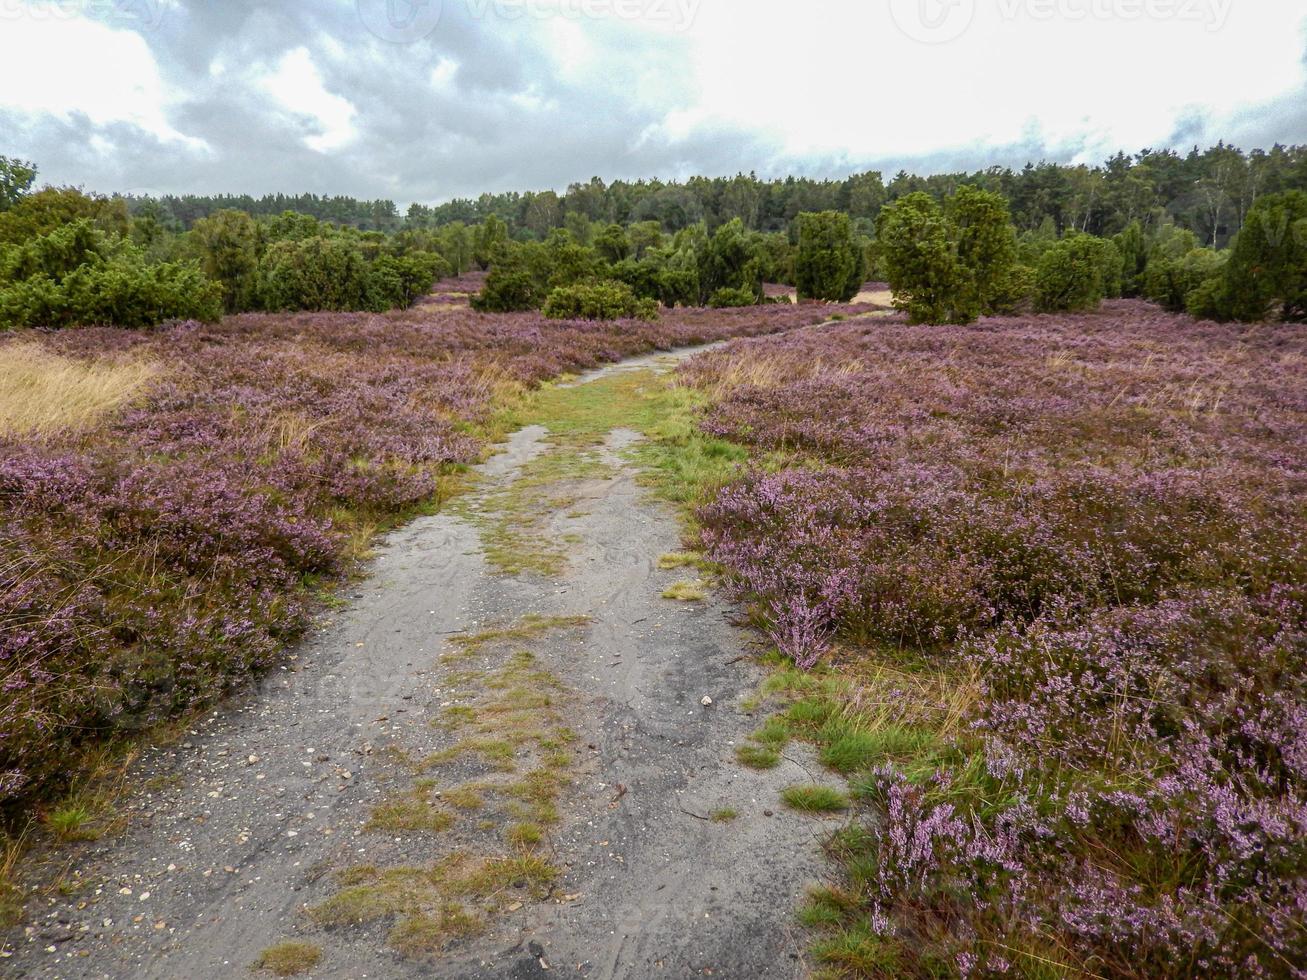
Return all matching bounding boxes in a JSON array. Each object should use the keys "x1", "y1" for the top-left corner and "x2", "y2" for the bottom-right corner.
[
  {"x1": 473, "y1": 214, "x2": 509, "y2": 270},
  {"x1": 608, "y1": 258, "x2": 663, "y2": 301},
  {"x1": 0, "y1": 256, "x2": 221, "y2": 328},
  {"x1": 254, "y1": 236, "x2": 375, "y2": 312},
  {"x1": 699, "y1": 219, "x2": 764, "y2": 304},
  {"x1": 187, "y1": 209, "x2": 261, "y2": 313},
  {"x1": 795, "y1": 211, "x2": 864, "y2": 302},
  {"x1": 948, "y1": 186, "x2": 1025, "y2": 313},
  {"x1": 368, "y1": 253, "x2": 446, "y2": 309},
  {"x1": 656, "y1": 267, "x2": 699, "y2": 308},
  {"x1": 877, "y1": 187, "x2": 1027, "y2": 324},
  {"x1": 0, "y1": 187, "x2": 128, "y2": 245},
  {"x1": 0, "y1": 219, "x2": 109, "y2": 282},
  {"x1": 1186, "y1": 273, "x2": 1232, "y2": 321},
  {"x1": 543, "y1": 230, "x2": 601, "y2": 289},
  {"x1": 0, "y1": 219, "x2": 222, "y2": 328},
  {"x1": 1143, "y1": 247, "x2": 1226, "y2": 313},
  {"x1": 594, "y1": 223, "x2": 631, "y2": 263},
  {"x1": 989, "y1": 265, "x2": 1036, "y2": 315},
  {"x1": 876, "y1": 193, "x2": 971, "y2": 324},
  {"x1": 541, "y1": 280, "x2": 657, "y2": 320},
  {"x1": 1113, "y1": 220, "x2": 1150, "y2": 297},
  {"x1": 708, "y1": 286, "x2": 758, "y2": 308},
  {"x1": 472, "y1": 242, "x2": 549, "y2": 312},
  {"x1": 1211, "y1": 191, "x2": 1307, "y2": 322},
  {"x1": 1034, "y1": 235, "x2": 1121, "y2": 313}
]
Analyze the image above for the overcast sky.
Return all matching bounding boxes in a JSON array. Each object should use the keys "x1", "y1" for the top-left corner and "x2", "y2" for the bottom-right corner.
[{"x1": 1, "y1": 1, "x2": 1305, "y2": 206}]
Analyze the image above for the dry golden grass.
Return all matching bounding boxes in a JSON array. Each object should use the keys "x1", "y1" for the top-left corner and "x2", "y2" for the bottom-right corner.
[
  {"x1": 0, "y1": 343, "x2": 158, "y2": 437},
  {"x1": 691, "y1": 354, "x2": 871, "y2": 400},
  {"x1": 264, "y1": 411, "x2": 327, "y2": 454},
  {"x1": 0, "y1": 827, "x2": 28, "y2": 926}
]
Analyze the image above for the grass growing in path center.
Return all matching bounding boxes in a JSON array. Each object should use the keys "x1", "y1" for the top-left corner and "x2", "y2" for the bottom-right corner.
[
  {"x1": 502, "y1": 370, "x2": 751, "y2": 521},
  {"x1": 309, "y1": 616, "x2": 586, "y2": 961}
]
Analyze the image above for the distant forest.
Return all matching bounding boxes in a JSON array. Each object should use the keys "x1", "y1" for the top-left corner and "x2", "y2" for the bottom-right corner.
[{"x1": 121, "y1": 142, "x2": 1307, "y2": 249}]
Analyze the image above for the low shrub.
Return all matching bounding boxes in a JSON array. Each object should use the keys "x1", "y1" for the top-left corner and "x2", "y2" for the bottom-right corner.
[
  {"x1": 1034, "y1": 234, "x2": 1121, "y2": 312},
  {"x1": 682, "y1": 301, "x2": 1307, "y2": 975},
  {"x1": 541, "y1": 280, "x2": 657, "y2": 321},
  {"x1": 0, "y1": 220, "x2": 223, "y2": 329},
  {"x1": 0, "y1": 256, "x2": 222, "y2": 329},
  {"x1": 0, "y1": 300, "x2": 858, "y2": 808},
  {"x1": 707, "y1": 286, "x2": 757, "y2": 308}
]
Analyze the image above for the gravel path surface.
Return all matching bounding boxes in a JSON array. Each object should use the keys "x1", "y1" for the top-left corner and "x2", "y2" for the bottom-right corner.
[{"x1": 4, "y1": 346, "x2": 841, "y2": 980}]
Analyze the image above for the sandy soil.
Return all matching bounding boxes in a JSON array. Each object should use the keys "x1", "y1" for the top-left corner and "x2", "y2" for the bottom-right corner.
[
  {"x1": 852, "y1": 289, "x2": 894, "y2": 308},
  {"x1": 3, "y1": 346, "x2": 842, "y2": 980}
]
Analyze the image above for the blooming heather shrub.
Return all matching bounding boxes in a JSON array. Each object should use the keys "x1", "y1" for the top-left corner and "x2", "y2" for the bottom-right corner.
[
  {"x1": 683, "y1": 300, "x2": 1307, "y2": 975},
  {"x1": 0, "y1": 299, "x2": 867, "y2": 806}
]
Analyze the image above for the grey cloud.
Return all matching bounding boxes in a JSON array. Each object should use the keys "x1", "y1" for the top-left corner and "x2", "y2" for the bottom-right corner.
[{"x1": 8, "y1": 3, "x2": 1307, "y2": 206}]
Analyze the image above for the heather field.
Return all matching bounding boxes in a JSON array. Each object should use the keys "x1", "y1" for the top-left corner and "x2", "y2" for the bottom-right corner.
[
  {"x1": 0, "y1": 299, "x2": 860, "y2": 809},
  {"x1": 678, "y1": 300, "x2": 1307, "y2": 976}
]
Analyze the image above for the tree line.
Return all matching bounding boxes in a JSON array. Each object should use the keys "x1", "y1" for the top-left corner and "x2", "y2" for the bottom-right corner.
[
  {"x1": 0, "y1": 161, "x2": 448, "y2": 329},
  {"x1": 117, "y1": 141, "x2": 1307, "y2": 251},
  {"x1": 2, "y1": 141, "x2": 1304, "y2": 329},
  {"x1": 876, "y1": 186, "x2": 1307, "y2": 325}
]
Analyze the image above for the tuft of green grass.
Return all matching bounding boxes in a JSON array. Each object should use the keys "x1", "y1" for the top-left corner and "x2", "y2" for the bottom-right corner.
[
  {"x1": 435, "y1": 705, "x2": 479, "y2": 729},
  {"x1": 811, "y1": 924, "x2": 901, "y2": 973},
  {"x1": 785, "y1": 697, "x2": 837, "y2": 729},
  {"x1": 504, "y1": 767, "x2": 567, "y2": 806},
  {"x1": 367, "y1": 795, "x2": 455, "y2": 833},
  {"x1": 799, "y1": 886, "x2": 857, "y2": 930},
  {"x1": 387, "y1": 905, "x2": 482, "y2": 955},
  {"x1": 710, "y1": 808, "x2": 738, "y2": 823},
  {"x1": 455, "y1": 448, "x2": 611, "y2": 577},
  {"x1": 254, "y1": 942, "x2": 322, "y2": 976},
  {"x1": 441, "y1": 786, "x2": 485, "y2": 811},
  {"x1": 45, "y1": 804, "x2": 99, "y2": 842},
  {"x1": 448, "y1": 615, "x2": 591, "y2": 656},
  {"x1": 662, "y1": 580, "x2": 708, "y2": 602},
  {"x1": 658, "y1": 551, "x2": 703, "y2": 570},
  {"x1": 781, "y1": 785, "x2": 850, "y2": 813},
  {"x1": 736, "y1": 743, "x2": 781, "y2": 770},
  {"x1": 310, "y1": 884, "x2": 400, "y2": 927},
  {"x1": 821, "y1": 722, "x2": 941, "y2": 774},
  {"x1": 456, "y1": 854, "x2": 559, "y2": 900},
  {"x1": 753, "y1": 716, "x2": 793, "y2": 750},
  {"x1": 425, "y1": 738, "x2": 517, "y2": 771},
  {"x1": 505, "y1": 823, "x2": 543, "y2": 848}
]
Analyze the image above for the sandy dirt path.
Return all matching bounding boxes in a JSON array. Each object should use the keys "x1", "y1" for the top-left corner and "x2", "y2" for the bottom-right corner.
[{"x1": 4, "y1": 346, "x2": 842, "y2": 980}]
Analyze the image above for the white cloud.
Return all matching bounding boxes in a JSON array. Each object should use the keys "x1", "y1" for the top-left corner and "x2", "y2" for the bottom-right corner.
[
  {"x1": 0, "y1": 12, "x2": 203, "y2": 149},
  {"x1": 258, "y1": 46, "x2": 359, "y2": 153},
  {"x1": 2, "y1": 0, "x2": 1304, "y2": 202},
  {"x1": 681, "y1": 1, "x2": 1306, "y2": 163},
  {"x1": 431, "y1": 58, "x2": 459, "y2": 89}
]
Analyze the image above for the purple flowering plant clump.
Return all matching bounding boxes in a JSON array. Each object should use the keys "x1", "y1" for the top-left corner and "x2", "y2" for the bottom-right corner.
[
  {"x1": 680, "y1": 301, "x2": 1307, "y2": 976},
  {"x1": 0, "y1": 298, "x2": 858, "y2": 808}
]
